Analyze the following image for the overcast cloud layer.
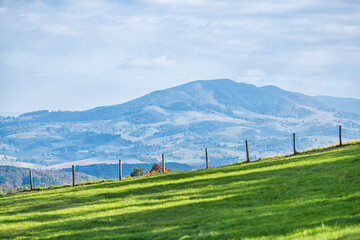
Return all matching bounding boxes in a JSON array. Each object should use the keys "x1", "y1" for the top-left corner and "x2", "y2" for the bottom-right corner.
[{"x1": 0, "y1": 0, "x2": 359, "y2": 114}]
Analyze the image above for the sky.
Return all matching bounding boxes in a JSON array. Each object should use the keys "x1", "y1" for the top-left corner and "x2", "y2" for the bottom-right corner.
[{"x1": 0, "y1": 0, "x2": 359, "y2": 115}]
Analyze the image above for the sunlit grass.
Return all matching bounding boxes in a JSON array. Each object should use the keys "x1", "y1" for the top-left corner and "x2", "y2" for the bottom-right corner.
[{"x1": 1, "y1": 144, "x2": 359, "y2": 239}]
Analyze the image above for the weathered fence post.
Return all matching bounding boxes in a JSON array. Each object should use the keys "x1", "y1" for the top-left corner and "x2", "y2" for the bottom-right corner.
[
  {"x1": 29, "y1": 171, "x2": 33, "y2": 190},
  {"x1": 245, "y1": 140, "x2": 250, "y2": 162},
  {"x1": 162, "y1": 153, "x2": 165, "y2": 174},
  {"x1": 293, "y1": 133, "x2": 297, "y2": 154},
  {"x1": 119, "y1": 159, "x2": 122, "y2": 180},
  {"x1": 205, "y1": 148, "x2": 209, "y2": 169},
  {"x1": 339, "y1": 125, "x2": 342, "y2": 146},
  {"x1": 72, "y1": 165, "x2": 75, "y2": 186}
]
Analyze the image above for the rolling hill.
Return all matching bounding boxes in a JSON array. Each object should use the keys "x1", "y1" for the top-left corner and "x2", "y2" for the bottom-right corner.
[
  {"x1": 0, "y1": 143, "x2": 359, "y2": 239},
  {"x1": 314, "y1": 95, "x2": 360, "y2": 116}
]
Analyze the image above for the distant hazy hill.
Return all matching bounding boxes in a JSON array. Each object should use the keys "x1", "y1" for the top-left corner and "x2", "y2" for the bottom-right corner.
[
  {"x1": 12, "y1": 79, "x2": 334, "y2": 122},
  {"x1": 314, "y1": 95, "x2": 360, "y2": 115},
  {"x1": 1, "y1": 79, "x2": 359, "y2": 170},
  {"x1": 0, "y1": 165, "x2": 98, "y2": 193}
]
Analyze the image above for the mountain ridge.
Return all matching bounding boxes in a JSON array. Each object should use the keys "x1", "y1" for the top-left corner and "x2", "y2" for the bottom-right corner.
[
  {"x1": 8, "y1": 79, "x2": 360, "y2": 120},
  {"x1": 13, "y1": 79, "x2": 337, "y2": 122},
  {"x1": 1, "y1": 79, "x2": 359, "y2": 169},
  {"x1": 314, "y1": 95, "x2": 360, "y2": 115}
]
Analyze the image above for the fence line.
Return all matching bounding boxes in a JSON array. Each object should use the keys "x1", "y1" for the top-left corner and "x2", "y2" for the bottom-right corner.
[
  {"x1": 119, "y1": 159, "x2": 122, "y2": 181},
  {"x1": 2, "y1": 125, "x2": 359, "y2": 193},
  {"x1": 36, "y1": 125, "x2": 360, "y2": 189}
]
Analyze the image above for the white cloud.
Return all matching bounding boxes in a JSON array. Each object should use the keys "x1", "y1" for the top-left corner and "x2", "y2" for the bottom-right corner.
[
  {"x1": 317, "y1": 23, "x2": 360, "y2": 35},
  {"x1": 236, "y1": 69, "x2": 266, "y2": 84},
  {"x1": 235, "y1": 1, "x2": 315, "y2": 14},
  {"x1": 144, "y1": 0, "x2": 207, "y2": 6},
  {"x1": 0, "y1": 0, "x2": 360, "y2": 112},
  {"x1": 42, "y1": 25, "x2": 80, "y2": 35},
  {"x1": 127, "y1": 56, "x2": 177, "y2": 68},
  {"x1": 296, "y1": 50, "x2": 333, "y2": 67}
]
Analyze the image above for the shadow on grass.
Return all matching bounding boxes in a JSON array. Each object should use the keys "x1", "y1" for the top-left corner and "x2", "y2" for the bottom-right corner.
[
  {"x1": 3, "y1": 192, "x2": 359, "y2": 240},
  {"x1": 2, "y1": 144, "x2": 357, "y2": 200},
  {"x1": 1, "y1": 145, "x2": 359, "y2": 239}
]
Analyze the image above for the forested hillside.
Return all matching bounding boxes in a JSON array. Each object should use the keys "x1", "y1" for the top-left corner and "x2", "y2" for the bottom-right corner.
[{"x1": 0, "y1": 166, "x2": 97, "y2": 194}]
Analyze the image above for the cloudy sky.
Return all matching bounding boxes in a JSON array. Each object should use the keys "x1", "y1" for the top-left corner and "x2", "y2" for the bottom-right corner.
[{"x1": 0, "y1": 0, "x2": 359, "y2": 114}]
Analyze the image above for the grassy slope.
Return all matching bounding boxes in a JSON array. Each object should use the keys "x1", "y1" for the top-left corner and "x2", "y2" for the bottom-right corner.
[{"x1": 0, "y1": 145, "x2": 359, "y2": 239}]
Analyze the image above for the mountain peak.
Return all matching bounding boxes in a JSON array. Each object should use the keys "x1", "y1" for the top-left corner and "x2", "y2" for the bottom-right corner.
[
  {"x1": 1, "y1": 79, "x2": 358, "y2": 170},
  {"x1": 11, "y1": 79, "x2": 336, "y2": 122}
]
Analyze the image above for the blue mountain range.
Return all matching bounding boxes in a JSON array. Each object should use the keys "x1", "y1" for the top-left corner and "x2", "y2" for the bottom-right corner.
[{"x1": 1, "y1": 79, "x2": 359, "y2": 169}]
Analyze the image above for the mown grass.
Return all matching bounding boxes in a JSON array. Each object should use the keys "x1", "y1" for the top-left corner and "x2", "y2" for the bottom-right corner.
[{"x1": 0, "y1": 145, "x2": 359, "y2": 239}]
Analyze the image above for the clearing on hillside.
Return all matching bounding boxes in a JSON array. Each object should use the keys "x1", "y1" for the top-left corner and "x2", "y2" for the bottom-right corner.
[{"x1": 1, "y1": 144, "x2": 359, "y2": 239}]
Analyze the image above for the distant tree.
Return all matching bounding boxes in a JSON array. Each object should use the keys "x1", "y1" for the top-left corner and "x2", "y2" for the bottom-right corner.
[
  {"x1": 146, "y1": 163, "x2": 171, "y2": 176},
  {"x1": 130, "y1": 167, "x2": 147, "y2": 177},
  {"x1": 0, "y1": 186, "x2": 5, "y2": 194}
]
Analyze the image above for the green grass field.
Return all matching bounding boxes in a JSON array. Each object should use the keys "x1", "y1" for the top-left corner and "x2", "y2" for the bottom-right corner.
[{"x1": 1, "y1": 144, "x2": 360, "y2": 239}]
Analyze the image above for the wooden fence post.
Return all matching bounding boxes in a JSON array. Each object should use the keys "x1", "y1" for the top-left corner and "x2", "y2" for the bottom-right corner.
[
  {"x1": 119, "y1": 159, "x2": 122, "y2": 180},
  {"x1": 72, "y1": 165, "x2": 75, "y2": 186},
  {"x1": 293, "y1": 133, "x2": 297, "y2": 154},
  {"x1": 205, "y1": 148, "x2": 209, "y2": 169},
  {"x1": 339, "y1": 125, "x2": 342, "y2": 146},
  {"x1": 162, "y1": 153, "x2": 165, "y2": 174},
  {"x1": 245, "y1": 140, "x2": 250, "y2": 162},
  {"x1": 29, "y1": 171, "x2": 33, "y2": 190}
]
